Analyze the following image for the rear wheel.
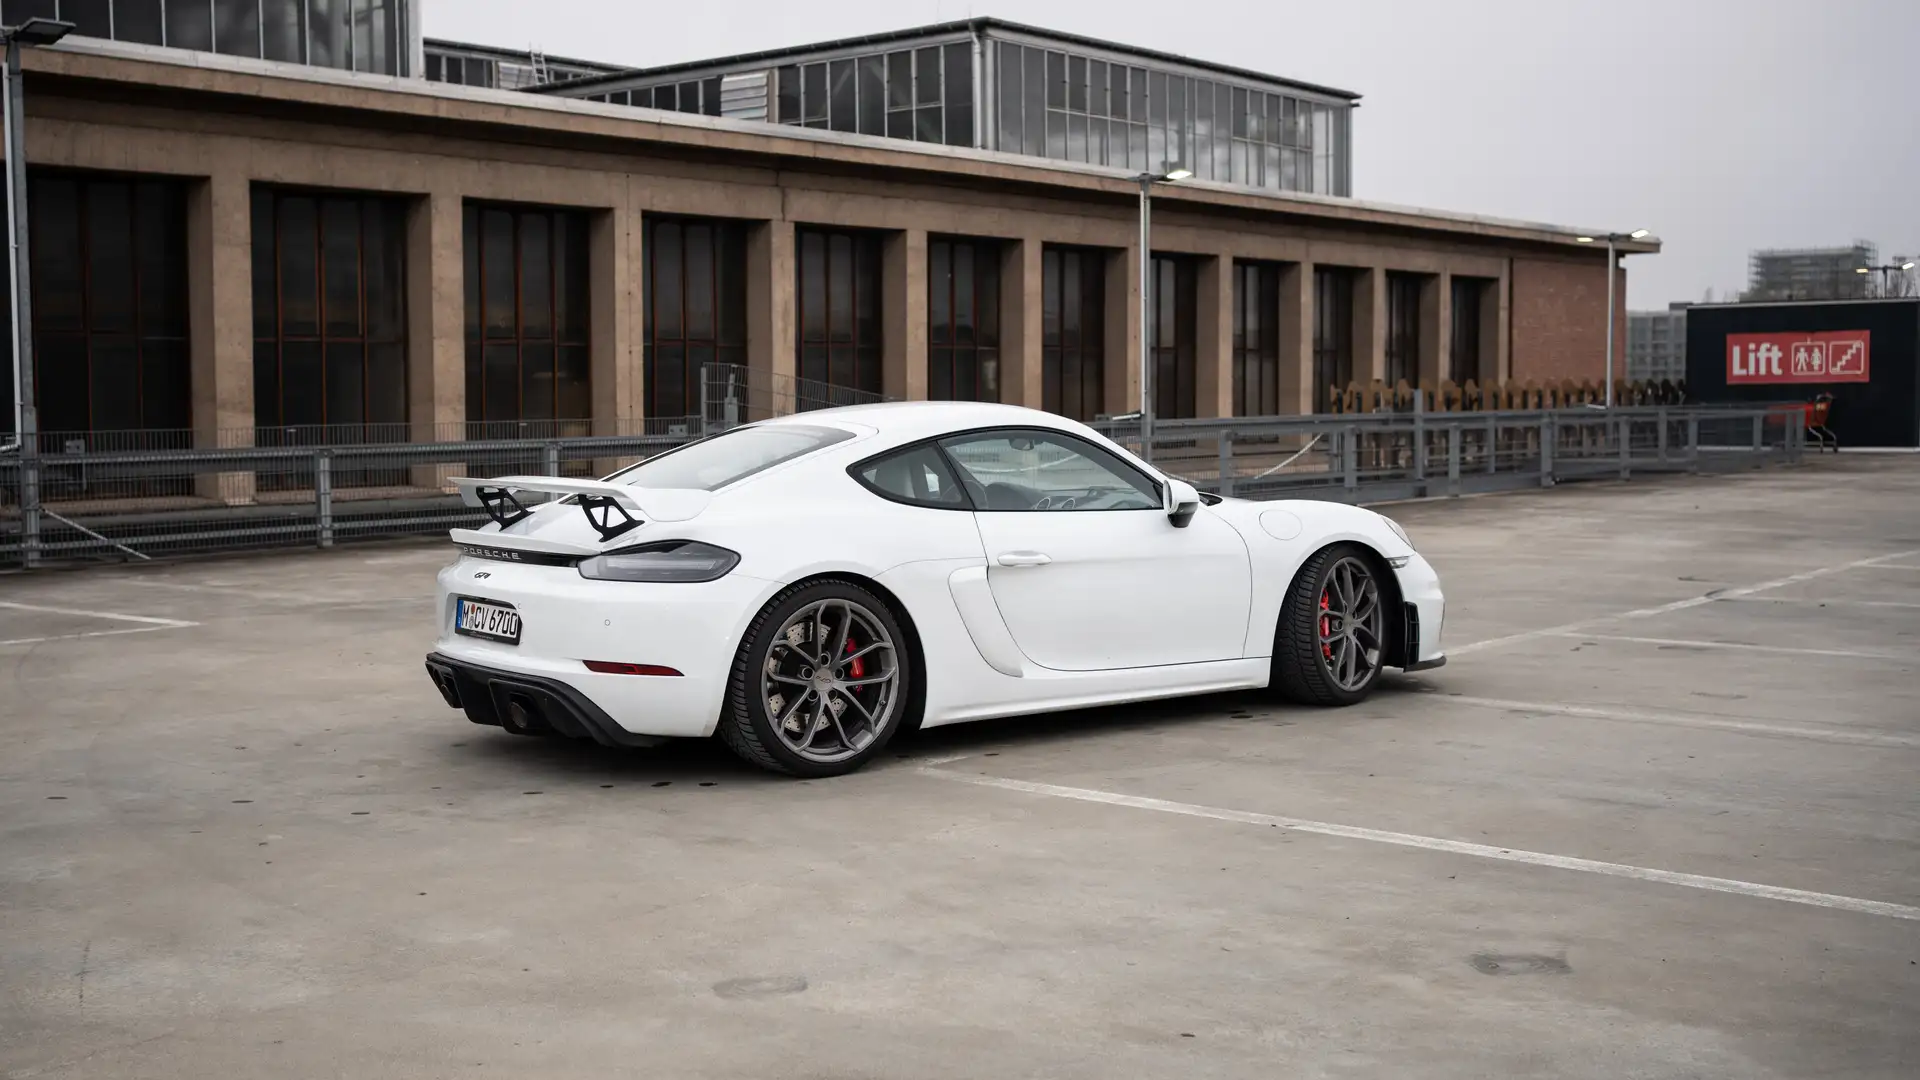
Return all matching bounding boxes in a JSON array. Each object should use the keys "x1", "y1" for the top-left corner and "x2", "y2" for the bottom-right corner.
[
  {"x1": 719, "y1": 580, "x2": 913, "y2": 777},
  {"x1": 1271, "y1": 544, "x2": 1387, "y2": 706}
]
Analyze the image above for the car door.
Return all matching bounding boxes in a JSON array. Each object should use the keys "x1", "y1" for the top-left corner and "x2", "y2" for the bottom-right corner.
[{"x1": 938, "y1": 428, "x2": 1252, "y2": 671}]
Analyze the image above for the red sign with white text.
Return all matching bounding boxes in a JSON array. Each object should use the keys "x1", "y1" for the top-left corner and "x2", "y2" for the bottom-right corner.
[{"x1": 1726, "y1": 330, "x2": 1871, "y2": 384}]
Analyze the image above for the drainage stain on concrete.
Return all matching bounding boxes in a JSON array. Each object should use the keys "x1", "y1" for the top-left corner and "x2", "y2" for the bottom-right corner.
[
  {"x1": 712, "y1": 975, "x2": 809, "y2": 999},
  {"x1": 1469, "y1": 953, "x2": 1571, "y2": 976}
]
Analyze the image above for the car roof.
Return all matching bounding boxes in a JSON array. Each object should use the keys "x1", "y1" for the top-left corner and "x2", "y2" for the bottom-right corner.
[{"x1": 758, "y1": 400, "x2": 1089, "y2": 442}]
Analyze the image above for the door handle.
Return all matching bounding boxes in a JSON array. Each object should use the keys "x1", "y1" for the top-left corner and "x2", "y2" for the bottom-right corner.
[{"x1": 996, "y1": 551, "x2": 1052, "y2": 567}]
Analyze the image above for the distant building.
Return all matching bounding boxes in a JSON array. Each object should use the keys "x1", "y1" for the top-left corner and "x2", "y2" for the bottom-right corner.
[
  {"x1": 1743, "y1": 243, "x2": 1875, "y2": 302},
  {"x1": 424, "y1": 40, "x2": 623, "y2": 90},
  {"x1": 1627, "y1": 303, "x2": 1688, "y2": 383}
]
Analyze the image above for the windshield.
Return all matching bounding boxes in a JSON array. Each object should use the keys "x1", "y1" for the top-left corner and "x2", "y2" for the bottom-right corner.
[{"x1": 603, "y1": 424, "x2": 853, "y2": 491}]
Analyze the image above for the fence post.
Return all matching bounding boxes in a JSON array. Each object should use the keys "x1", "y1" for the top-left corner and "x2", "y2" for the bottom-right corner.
[
  {"x1": 1687, "y1": 414, "x2": 1701, "y2": 473},
  {"x1": 315, "y1": 449, "x2": 333, "y2": 549},
  {"x1": 1656, "y1": 407, "x2": 1669, "y2": 464},
  {"x1": 1447, "y1": 423, "x2": 1461, "y2": 497},
  {"x1": 1487, "y1": 415, "x2": 1498, "y2": 475},
  {"x1": 1540, "y1": 414, "x2": 1555, "y2": 487},
  {"x1": 1412, "y1": 390, "x2": 1427, "y2": 495},
  {"x1": 1618, "y1": 415, "x2": 1631, "y2": 481},
  {"x1": 1342, "y1": 424, "x2": 1358, "y2": 494},
  {"x1": 543, "y1": 442, "x2": 561, "y2": 477},
  {"x1": 1217, "y1": 431, "x2": 1235, "y2": 498},
  {"x1": 698, "y1": 373, "x2": 710, "y2": 438},
  {"x1": 19, "y1": 454, "x2": 41, "y2": 569},
  {"x1": 1751, "y1": 413, "x2": 1764, "y2": 453}
]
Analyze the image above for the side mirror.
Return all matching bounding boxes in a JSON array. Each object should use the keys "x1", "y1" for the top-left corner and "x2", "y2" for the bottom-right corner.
[{"x1": 1164, "y1": 478, "x2": 1201, "y2": 528}]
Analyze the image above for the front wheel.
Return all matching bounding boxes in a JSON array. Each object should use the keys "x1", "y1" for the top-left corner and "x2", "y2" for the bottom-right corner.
[
  {"x1": 1271, "y1": 544, "x2": 1388, "y2": 706},
  {"x1": 719, "y1": 580, "x2": 914, "y2": 777}
]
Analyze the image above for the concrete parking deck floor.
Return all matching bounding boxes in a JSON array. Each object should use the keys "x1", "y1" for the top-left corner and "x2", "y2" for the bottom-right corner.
[{"x1": 3, "y1": 457, "x2": 1917, "y2": 1079}]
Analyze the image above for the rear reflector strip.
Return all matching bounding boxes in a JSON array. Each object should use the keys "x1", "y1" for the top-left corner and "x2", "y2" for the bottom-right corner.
[{"x1": 583, "y1": 660, "x2": 683, "y2": 677}]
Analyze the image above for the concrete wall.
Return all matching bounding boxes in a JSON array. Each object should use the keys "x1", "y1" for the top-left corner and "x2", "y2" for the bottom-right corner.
[{"x1": 16, "y1": 44, "x2": 1646, "y2": 439}]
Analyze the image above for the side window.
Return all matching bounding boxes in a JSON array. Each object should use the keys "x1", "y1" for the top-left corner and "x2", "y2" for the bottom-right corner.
[
  {"x1": 938, "y1": 429, "x2": 1161, "y2": 511},
  {"x1": 853, "y1": 443, "x2": 970, "y2": 508}
]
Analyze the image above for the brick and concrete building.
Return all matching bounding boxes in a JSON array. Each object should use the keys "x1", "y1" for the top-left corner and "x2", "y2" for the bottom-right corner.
[
  {"x1": 1627, "y1": 303, "x2": 1688, "y2": 383},
  {"x1": 1, "y1": 6, "x2": 1651, "y2": 459}
]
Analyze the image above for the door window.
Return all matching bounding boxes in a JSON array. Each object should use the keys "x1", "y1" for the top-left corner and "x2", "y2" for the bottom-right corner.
[{"x1": 939, "y1": 429, "x2": 1159, "y2": 512}]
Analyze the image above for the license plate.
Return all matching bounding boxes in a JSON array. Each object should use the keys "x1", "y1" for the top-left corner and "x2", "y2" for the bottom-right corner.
[{"x1": 455, "y1": 598, "x2": 521, "y2": 644}]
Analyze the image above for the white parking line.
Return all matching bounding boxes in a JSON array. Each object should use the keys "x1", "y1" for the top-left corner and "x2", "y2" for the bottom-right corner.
[
  {"x1": 1450, "y1": 548, "x2": 1920, "y2": 656},
  {"x1": 920, "y1": 769, "x2": 1920, "y2": 922},
  {"x1": 1553, "y1": 632, "x2": 1910, "y2": 662},
  {"x1": 0, "y1": 601, "x2": 200, "y2": 648},
  {"x1": 0, "y1": 600, "x2": 197, "y2": 628},
  {"x1": 1430, "y1": 693, "x2": 1920, "y2": 749},
  {"x1": 1715, "y1": 596, "x2": 1920, "y2": 611}
]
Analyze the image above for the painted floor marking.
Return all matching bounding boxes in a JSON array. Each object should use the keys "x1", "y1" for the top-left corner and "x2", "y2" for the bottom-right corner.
[
  {"x1": 0, "y1": 599, "x2": 199, "y2": 647},
  {"x1": 1450, "y1": 548, "x2": 1920, "y2": 656},
  {"x1": 1432, "y1": 693, "x2": 1920, "y2": 749},
  {"x1": 1550, "y1": 631, "x2": 1911, "y2": 663},
  {"x1": 921, "y1": 769, "x2": 1920, "y2": 922},
  {"x1": 1715, "y1": 595, "x2": 1920, "y2": 611}
]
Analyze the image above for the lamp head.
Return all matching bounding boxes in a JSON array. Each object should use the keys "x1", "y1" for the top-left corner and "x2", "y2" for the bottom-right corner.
[{"x1": 9, "y1": 18, "x2": 74, "y2": 46}]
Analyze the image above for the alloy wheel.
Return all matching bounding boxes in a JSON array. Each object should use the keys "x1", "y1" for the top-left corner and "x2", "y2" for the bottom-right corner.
[
  {"x1": 1317, "y1": 556, "x2": 1384, "y2": 692},
  {"x1": 761, "y1": 598, "x2": 901, "y2": 765}
]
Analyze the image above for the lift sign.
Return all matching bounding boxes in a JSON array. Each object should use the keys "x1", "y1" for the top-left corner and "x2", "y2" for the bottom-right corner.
[{"x1": 1726, "y1": 330, "x2": 1871, "y2": 385}]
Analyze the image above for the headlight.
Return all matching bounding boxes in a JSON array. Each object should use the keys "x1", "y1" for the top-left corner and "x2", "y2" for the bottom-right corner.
[
  {"x1": 577, "y1": 540, "x2": 740, "y2": 582},
  {"x1": 1380, "y1": 515, "x2": 1415, "y2": 551}
]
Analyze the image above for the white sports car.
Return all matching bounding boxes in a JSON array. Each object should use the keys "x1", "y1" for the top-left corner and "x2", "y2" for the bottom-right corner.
[{"x1": 425, "y1": 402, "x2": 1446, "y2": 777}]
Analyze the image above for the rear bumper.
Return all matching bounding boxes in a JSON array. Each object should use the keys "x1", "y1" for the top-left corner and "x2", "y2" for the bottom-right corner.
[{"x1": 425, "y1": 652, "x2": 666, "y2": 748}]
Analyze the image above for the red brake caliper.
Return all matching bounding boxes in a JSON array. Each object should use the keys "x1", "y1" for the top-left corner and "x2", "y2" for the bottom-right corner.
[
  {"x1": 1319, "y1": 591, "x2": 1333, "y2": 660},
  {"x1": 845, "y1": 637, "x2": 864, "y2": 679}
]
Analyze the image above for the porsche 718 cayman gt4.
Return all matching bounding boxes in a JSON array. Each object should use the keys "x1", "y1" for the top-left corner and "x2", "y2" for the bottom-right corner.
[{"x1": 424, "y1": 402, "x2": 1445, "y2": 777}]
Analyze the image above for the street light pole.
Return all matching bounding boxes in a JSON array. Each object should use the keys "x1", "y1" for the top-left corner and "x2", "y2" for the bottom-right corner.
[
  {"x1": 1857, "y1": 262, "x2": 1917, "y2": 296},
  {"x1": 1577, "y1": 228, "x2": 1650, "y2": 409},
  {"x1": 1134, "y1": 164, "x2": 1189, "y2": 463},
  {"x1": 2, "y1": 17, "x2": 70, "y2": 463}
]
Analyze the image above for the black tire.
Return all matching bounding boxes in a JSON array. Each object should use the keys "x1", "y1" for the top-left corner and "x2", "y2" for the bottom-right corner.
[
  {"x1": 1271, "y1": 543, "x2": 1388, "y2": 707},
  {"x1": 719, "y1": 579, "x2": 917, "y2": 777}
]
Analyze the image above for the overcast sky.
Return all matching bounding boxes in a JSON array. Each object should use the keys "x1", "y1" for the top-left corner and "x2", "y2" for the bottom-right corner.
[{"x1": 430, "y1": 0, "x2": 1919, "y2": 309}]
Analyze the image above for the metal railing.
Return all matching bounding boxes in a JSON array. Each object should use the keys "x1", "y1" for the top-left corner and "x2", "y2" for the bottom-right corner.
[
  {"x1": 1094, "y1": 403, "x2": 1804, "y2": 504},
  {"x1": 0, "y1": 400, "x2": 1801, "y2": 569}
]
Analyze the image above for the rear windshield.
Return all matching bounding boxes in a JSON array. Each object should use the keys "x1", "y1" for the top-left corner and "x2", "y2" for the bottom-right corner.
[{"x1": 603, "y1": 424, "x2": 853, "y2": 491}]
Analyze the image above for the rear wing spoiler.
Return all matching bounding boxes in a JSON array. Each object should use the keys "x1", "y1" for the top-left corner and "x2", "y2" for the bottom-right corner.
[{"x1": 448, "y1": 475, "x2": 711, "y2": 543}]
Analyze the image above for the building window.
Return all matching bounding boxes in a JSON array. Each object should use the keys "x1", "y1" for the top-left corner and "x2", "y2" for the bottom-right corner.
[
  {"x1": 992, "y1": 40, "x2": 1347, "y2": 194},
  {"x1": 1449, "y1": 276, "x2": 1486, "y2": 385},
  {"x1": 796, "y1": 227, "x2": 882, "y2": 396},
  {"x1": 1384, "y1": 271, "x2": 1421, "y2": 387},
  {"x1": 643, "y1": 216, "x2": 748, "y2": 423},
  {"x1": 626, "y1": 77, "x2": 725, "y2": 116},
  {"x1": 1233, "y1": 261, "x2": 1281, "y2": 415},
  {"x1": 1041, "y1": 245, "x2": 1105, "y2": 421},
  {"x1": 43, "y1": 1, "x2": 409, "y2": 75},
  {"x1": 21, "y1": 173, "x2": 190, "y2": 442},
  {"x1": 928, "y1": 237, "x2": 1001, "y2": 402},
  {"x1": 462, "y1": 203, "x2": 591, "y2": 435},
  {"x1": 251, "y1": 187, "x2": 407, "y2": 438},
  {"x1": 1312, "y1": 268, "x2": 1353, "y2": 411},
  {"x1": 1149, "y1": 255, "x2": 1197, "y2": 420},
  {"x1": 774, "y1": 41, "x2": 971, "y2": 146}
]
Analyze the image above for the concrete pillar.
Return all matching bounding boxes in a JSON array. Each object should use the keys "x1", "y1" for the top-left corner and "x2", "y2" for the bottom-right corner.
[
  {"x1": 1104, "y1": 244, "x2": 1140, "y2": 416},
  {"x1": 589, "y1": 201, "x2": 642, "y2": 434},
  {"x1": 1000, "y1": 237, "x2": 1043, "y2": 408},
  {"x1": 1195, "y1": 252, "x2": 1233, "y2": 417},
  {"x1": 1353, "y1": 265, "x2": 1387, "y2": 385},
  {"x1": 1419, "y1": 270, "x2": 1450, "y2": 388},
  {"x1": 882, "y1": 228, "x2": 928, "y2": 400},
  {"x1": 188, "y1": 170, "x2": 254, "y2": 504},
  {"x1": 1279, "y1": 260, "x2": 1314, "y2": 414},
  {"x1": 1492, "y1": 261, "x2": 1512, "y2": 383},
  {"x1": 746, "y1": 219, "x2": 795, "y2": 418},
  {"x1": 405, "y1": 189, "x2": 466, "y2": 489}
]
